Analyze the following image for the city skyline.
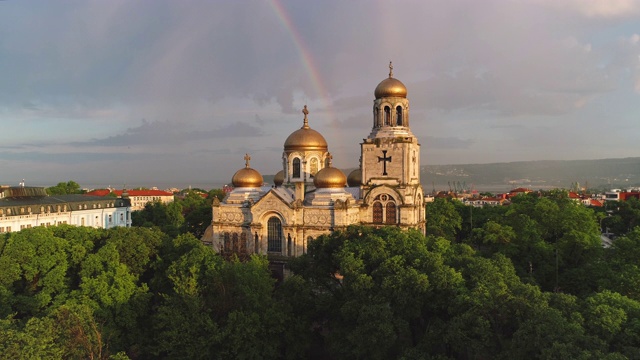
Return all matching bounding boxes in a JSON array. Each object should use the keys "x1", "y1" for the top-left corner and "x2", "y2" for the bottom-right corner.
[{"x1": 2, "y1": 1, "x2": 640, "y2": 187}]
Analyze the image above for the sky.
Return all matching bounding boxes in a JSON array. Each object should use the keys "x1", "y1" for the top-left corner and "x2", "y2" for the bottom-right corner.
[{"x1": 1, "y1": 0, "x2": 640, "y2": 189}]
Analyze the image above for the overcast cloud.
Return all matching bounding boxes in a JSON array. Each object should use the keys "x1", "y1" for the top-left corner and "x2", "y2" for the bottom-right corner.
[{"x1": 1, "y1": 0, "x2": 639, "y2": 188}]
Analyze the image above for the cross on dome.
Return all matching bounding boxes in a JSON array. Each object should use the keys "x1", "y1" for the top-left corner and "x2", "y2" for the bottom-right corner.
[
  {"x1": 244, "y1": 153, "x2": 251, "y2": 168},
  {"x1": 327, "y1": 152, "x2": 333, "y2": 166},
  {"x1": 389, "y1": 61, "x2": 393, "y2": 78},
  {"x1": 302, "y1": 105, "x2": 310, "y2": 129}
]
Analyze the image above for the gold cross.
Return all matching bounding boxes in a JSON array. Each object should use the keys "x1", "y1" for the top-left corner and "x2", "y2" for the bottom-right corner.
[
  {"x1": 244, "y1": 153, "x2": 251, "y2": 168},
  {"x1": 302, "y1": 105, "x2": 309, "y2": 128}
]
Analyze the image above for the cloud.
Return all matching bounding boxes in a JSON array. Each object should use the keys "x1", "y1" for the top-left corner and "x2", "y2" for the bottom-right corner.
[
  {"x1": 70, "y1": 119, "x2": 264, "y2": 147},
  {"x1": 538, "y1": 0, "x2": 640, "y2": 18},
  {"x1": 423, "y1": 136, "x2": 474, "y2": 150}
]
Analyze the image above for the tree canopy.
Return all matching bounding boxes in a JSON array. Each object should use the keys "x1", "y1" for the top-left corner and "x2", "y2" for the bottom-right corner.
[{"x1": 2, "y1": 190, "x2": 640, "y2": 359}]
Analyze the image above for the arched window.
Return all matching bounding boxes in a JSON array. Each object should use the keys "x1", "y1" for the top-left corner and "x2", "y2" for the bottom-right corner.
[
  {"x1": 254, "y1": 232, "x2": 259, "y2": 254},
  {"x1": 287, "y1": 233, "x2": 292, "y2": 256},
  {"x1": 386, "y1": 202, "x2": 397, "y2": 224},
  {"x1": 310, "y1": 158, "x2": 318, "y2": 176},
  {"x1": 293, "y1": 158, "x2": 301, "y2": 178},
  {"x1": 232, "y1": 233, "x2": 239, "y2": 252},
  {"x1": 375, "y1": 108, "x2": 380, "y2": 127},
  {"x1": 384, "y1": 106, "x2": 391, "y2": 126},
  {"x1": 396, "y1": 106, "x2": 403, "y2": 126},
  {"x1": 224, "y1": 232, "x2": 231, "y2": 252},
  {"x1": 373, "y1": 202, "x2": 383, "y2": 224},
  {"x1": 240, "y1": 233, "x2": 247, "y2": 253},
  {"x1": 306, "y1": 236, "x2": 313, "y2": 254},
  {"x1": 267, "y1": 217, "x2": 283, "y2": 253}
]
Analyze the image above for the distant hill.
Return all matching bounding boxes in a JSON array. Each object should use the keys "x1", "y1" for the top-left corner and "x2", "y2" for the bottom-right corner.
[
  {"x1": 264, "y1": 157, "x2": 640, "y2": 193},
  {"x1": 422, "y1": 157, "x2": 640, "y2": 192}
]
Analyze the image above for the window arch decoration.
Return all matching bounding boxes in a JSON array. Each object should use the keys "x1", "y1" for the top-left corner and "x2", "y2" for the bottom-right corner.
[{"x1": 372, "y1": 194, "x2": 398, "y2": 224}]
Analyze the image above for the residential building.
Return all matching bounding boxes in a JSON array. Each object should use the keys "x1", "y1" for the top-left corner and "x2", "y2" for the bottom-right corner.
[
  {"x1": 0, "y1": 186, "x2": 131, "y2": 233},
  {"x1": 85, "y1": 189, "x2": 174, "y2": 211}
]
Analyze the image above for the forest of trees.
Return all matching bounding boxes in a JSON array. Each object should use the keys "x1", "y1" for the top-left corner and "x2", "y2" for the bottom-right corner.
[{"x1": 2, "y1": 191, "x2": 640, "y2": 359}]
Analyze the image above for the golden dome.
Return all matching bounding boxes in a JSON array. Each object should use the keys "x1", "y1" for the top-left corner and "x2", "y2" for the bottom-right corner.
[
  {"x1": 374, "y1": 61, "x2": 407, "y2": 99},
  {"x1": 231, "y1": 154, "x2": 263, "y2": 188},
  {"x1": 284, "y1": 105, "x2": 328, "y2": 152},
  {"x1": 347, "y1": 168, "x2": 362, "y2": 187},
  {"x1": 273, "y1": 170, "x2": 284, "y2": 187},
  {"x1": 314, "y1": 157, "x2": 346, "y2": 189}
]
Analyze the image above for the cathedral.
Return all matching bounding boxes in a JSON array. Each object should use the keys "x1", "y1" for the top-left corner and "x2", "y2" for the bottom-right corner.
[{"x1": 202, "y1": 64, "x2": 425, "y2": 260}]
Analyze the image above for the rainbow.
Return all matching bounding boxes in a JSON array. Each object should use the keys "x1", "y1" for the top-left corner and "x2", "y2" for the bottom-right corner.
[{"x1": 268, "y1": 0, "x2": 349, "y2": 163}]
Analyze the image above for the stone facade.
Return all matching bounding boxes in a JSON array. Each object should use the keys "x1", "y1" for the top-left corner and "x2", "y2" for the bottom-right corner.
[{"x1": 202, "y1": 65, "x2": 425, "y2": 259}]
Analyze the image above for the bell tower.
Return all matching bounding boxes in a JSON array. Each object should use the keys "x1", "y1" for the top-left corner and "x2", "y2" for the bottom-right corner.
[{"x1": 359, "y1": 63, "x2": 425, "y2": 232}]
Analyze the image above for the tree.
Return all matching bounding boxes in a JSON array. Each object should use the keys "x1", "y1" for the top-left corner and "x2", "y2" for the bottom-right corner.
[
  {"x1": 0, "y1": 227, "x2": 70, "y2": 318},
  {"x1": 151, "y1": 234, "x2": 284, "y2": 359},
  {"x1": 46, "y1": 180, "x2": 84, "y2": 195},
  {"x1": 289, "y1": 226, "x2": 465, "y2": 359},
  {"x1": 426, "y1": 198, "x2": 462, "y2": 241}
]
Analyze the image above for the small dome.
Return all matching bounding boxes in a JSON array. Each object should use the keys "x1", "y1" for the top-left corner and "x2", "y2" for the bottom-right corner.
[
  {"x1": 347, "y1": 168, "x2": 362, "y2": 187},
  {"x1": 284, "y1": 105, "x2": 328, "y2": 152},
  {"x1": 231, "y1": 154, "x2": 263, "y2": 188},
  {"x1": 274, "y1": 170, "x2": 284, "y2": 187},
  {"x1": 314, "y1": 165, "x2": 347, "y2": 189},
  {"x1": 374, "y1": 61, "x2": 407, "y2": 99}
]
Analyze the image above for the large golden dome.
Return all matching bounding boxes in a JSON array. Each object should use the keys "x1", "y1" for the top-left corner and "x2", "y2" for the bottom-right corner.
[
  {"x1": 374, "y1": 62, "x2": 407, "y2": 99},
  {"x1": 314, "y1": 163, "x2": 346, "y2": 189},
  {"x1": 231, "y1": 154, "x2": 263, "y2": 188},
  {"x1": 284, "y1": 105, "x2": 328, "y2": 152},
  {"x1": 273, "y1": 170, "x2": 284, "y2": 187},
  {"x1": 347, "y1": 168, "x2": 362, "y2": 187}
]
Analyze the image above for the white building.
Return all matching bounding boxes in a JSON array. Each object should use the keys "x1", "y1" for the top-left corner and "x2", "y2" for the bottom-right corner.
[
  {"x1": 0, "y1": 186, "x2": 131, "y2": 233},
  {"x1": 86, "y1": 189, "x2": 174, "y2": 211}
]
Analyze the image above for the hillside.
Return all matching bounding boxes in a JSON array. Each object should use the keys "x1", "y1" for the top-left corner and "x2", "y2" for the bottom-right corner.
[
  {"x1": 263, "y1": 157, "x2": 640, "y2": 192},
  {"x1": 422, "y1": 157, "x2": 640, "y2": 192}
]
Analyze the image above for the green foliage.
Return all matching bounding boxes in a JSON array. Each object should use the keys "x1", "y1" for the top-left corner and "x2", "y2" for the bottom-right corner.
[
  {"x1": 150, "y1": 236, "x2": 285, "y2": 359},
  {"x1": 605, "y1": 197, "x2": 640, "y2": 236},
  {"x1": 132, "y1": 188, "x2": 223, "y2": 238},
  {"x1": 46, "y1": 180, "x2": 84, "y2": 195},
  {"x1": 426, "y1": 198, "x2": 462, "y2": 241},
  {"x1": 4, "y1": 196, "x2": 640, "y2": 359}
]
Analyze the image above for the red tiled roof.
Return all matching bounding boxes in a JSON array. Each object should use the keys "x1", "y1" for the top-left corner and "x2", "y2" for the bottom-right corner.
[
  {"x1": 113, "y1": 190, "x2": 174, "y2": 197},
  {"x1": 590, "y1": 199, "x2": 603, "y2": 207},
  {"x1": 85, "y1": 189, "x2": 111, "y2": 196},
  {"x1": 568, "y1": 192, "x2": 581, "y2": 199},
  {"x1": 86, "y1": 189, "x2": 174, "y2": 197},
  {"x1": 509, "y1": 188, "x2": 531, "y2": 193}
]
